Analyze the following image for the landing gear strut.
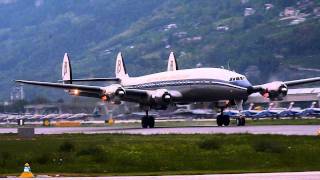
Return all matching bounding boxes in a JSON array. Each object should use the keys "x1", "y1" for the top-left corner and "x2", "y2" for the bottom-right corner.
[
  {"x1": 216, "y1": 108, "x2": 230, "y2": 126},
  {"x1": 141, "y1": 110, "x2": 155, "y2": 128}
]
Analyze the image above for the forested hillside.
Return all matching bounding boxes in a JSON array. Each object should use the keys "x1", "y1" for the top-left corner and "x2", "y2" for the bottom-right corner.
[{"x1": 0, "y1": 0, "x2": 320, "y2": 100}]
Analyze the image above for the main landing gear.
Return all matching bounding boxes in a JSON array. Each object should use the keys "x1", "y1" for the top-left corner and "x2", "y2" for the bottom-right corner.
[
  {"x1": 216, "y1": 108, "x2": 246, "y2": 126},
  {"x1": 141, "y1": 110, "x2": 155, "y2": 128},
  {"x1": 236, "y1": 116, "x2": 246, "y2": 126},
  {"x1": 216, "y1": 108, "x2": 230, "y2": 126}
]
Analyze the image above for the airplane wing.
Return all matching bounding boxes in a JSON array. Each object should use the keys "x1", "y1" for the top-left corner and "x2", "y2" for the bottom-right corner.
[
  {"x1": 284, "y1": 77, "x2": 320, "y2": 87},
  {"x1": 58, "y1": 77, "x2": 120, "y2": 82},
  {"x1": 248, "y1": 76, "x2": 320, "y2": 101},
  {"x1": 16, "y1": 80, "x2": 104, "y2": 98},
  {"x1": 16, "y1": 80, "x2": 181, "y2": 105}
]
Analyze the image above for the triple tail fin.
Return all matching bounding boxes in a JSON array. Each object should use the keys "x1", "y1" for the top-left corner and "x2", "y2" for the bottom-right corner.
[
  {"x1": 167, "y1": 52, "x2": 178, "y2": 71},
  {"x1": 62, "y1": 53, "x2": 72, "y2": 84},
  {"x1": 115, "y1": 52, "x2": 129, "y2": 79}
]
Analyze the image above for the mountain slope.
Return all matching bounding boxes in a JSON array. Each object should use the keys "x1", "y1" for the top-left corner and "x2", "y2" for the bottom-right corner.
[{"x1": 1, "y1": 0, "x2": 320, "y2": 100}]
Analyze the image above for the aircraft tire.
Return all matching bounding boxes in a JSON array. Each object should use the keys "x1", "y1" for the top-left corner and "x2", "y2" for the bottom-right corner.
[
  {"x1": 148, "y1": 116, "x2": 155, "y2": 128},
  {"x1": 217, "y1": 115, "x2": 223, "y2": 126},
  {"x1": 222, "y1": 115, "x2": 230, "y2": 126},
  {"x1": 141, "y1": 116, "x2": 148, "y2": 128},
  {"x1": 241, "y1": 117, "x2": 246, "y2": 126},
  {"x1": 236, "y1": 118, "x2": 240, "y2": 126},
  {"x1": 236, "y1": 117, "x2": 246, "y2": 126}
]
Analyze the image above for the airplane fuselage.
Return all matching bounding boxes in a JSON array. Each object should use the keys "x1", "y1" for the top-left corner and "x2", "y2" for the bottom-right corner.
[{"x1": 121, "y1": 68, "x2": 252, "y2": 103}]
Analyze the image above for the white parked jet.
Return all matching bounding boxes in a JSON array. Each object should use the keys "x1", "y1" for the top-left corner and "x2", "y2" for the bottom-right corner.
[{"x1": 16, "y1": 52, "x2": 320, "y2": 128}]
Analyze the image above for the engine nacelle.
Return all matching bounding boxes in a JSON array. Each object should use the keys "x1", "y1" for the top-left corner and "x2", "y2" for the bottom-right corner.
[
  {"x1": 260, "y1": 81, "x2": 288, "y2": 101},
  {"x1": 102, "y1": 84, "x2": 125, "y2": 101},
  {"x1": 151, "y1": 89, "x2": 172, "y2": 104}
]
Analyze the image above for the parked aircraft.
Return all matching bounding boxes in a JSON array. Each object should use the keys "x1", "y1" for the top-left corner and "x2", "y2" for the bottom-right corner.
[
  {"x1": 224, "y1": 103, "x2": 257, "y2": 119},
  {"x1": 298, "y1": 102, "x2": 320, "y2": 117},
  {"x1": 169, "y1": 108, "x2": 215, "y2": 119},
  {"x1": 67, "y1": 113, "x2": 89, "y2": 120},
  {"x1": 41, "y1": 114, "x2": 59, "y2": 120},
  {"x1": 16, "y1": 52, "x2": 320, "y2": 128},
  {"x1": 278, "y1": 102, "x2": 302, "y2": 118}
]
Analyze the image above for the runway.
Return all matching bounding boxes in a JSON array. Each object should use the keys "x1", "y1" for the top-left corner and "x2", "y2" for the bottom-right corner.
[{"x1": 2, "y1": 125, "x2": 320, "y2": 135}]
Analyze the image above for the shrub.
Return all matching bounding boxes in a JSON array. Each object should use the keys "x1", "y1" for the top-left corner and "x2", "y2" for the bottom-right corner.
[
  {"x1": 0, "y1": 151, "x2": 11, "y2": 166},
  {"x1": 59, "y1": 141, "x2": 75, "y2": 152},
  {"x1": 198, "y1": 138, "x2": 222, "y2": 150},
  {"x1": 77, "y1": 145, "x2": 108, "y2": 163},
  {"x1": 253, "y1": 139, "x2": 285, "y2": 153},
  {"x1": 36, "y1": 153, "x2": 51, "y2": 164}
]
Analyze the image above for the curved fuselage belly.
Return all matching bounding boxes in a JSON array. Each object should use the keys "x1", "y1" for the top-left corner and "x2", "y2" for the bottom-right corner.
[
  {"x1": 126, "y1": 83, "x2": 248, "y2": 103},
  {"x1": 175, "y1": 84, "x2": 248, "y2": 102}
]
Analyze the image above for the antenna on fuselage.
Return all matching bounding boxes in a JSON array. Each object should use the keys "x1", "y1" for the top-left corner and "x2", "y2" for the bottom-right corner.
[{"x1": 227, "y1": 61, "x2": 231, "y2": 70}]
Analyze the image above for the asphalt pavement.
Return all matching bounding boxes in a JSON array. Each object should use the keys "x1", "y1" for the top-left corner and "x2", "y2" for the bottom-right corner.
[{"x1": 1, "y1": 125, "x2": 320, "y2": 135}]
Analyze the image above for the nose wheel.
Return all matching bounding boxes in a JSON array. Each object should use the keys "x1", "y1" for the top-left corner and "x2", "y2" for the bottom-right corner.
[{"x1": 141, "y1": 110, "x2": 155, "y2": 128}]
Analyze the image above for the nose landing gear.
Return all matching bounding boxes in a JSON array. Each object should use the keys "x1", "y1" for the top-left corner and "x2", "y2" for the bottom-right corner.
[{"x1": 141, "y1": 110, "x2": 155, "y2": 128}]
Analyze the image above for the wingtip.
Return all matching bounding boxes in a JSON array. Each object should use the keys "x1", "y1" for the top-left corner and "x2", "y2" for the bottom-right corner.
[{"x1": 15, "y1": 80, "x2": 25, "y2": 83}]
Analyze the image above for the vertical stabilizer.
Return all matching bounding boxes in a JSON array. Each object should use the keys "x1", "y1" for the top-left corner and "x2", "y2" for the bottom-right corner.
[
  {"x1": 167, "y1": 52, "x2": 178, "y2": 71},
  {"x1": 115, "y1": 52, "x2": 128, "y2": 79},
  {"x1": 248, "y1": 103, "x2": 254, "y2": 110},
  {"x1": 311, "y1": 102, "x2": 317, "y2": 108},
  {"x1": 62, "y1": 53, "x2": 72, "y2": 84},
  {"x1": 268, "y1": 102, "x2": 274, "y2": 110}
]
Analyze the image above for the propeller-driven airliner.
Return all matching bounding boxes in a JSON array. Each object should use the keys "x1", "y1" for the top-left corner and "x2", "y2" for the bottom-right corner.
[{"x1": 16, "y1": 52, "x2": 320, "y2": 128}]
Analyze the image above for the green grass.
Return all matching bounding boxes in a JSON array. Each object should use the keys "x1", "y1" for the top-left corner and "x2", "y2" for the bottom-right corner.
[
  {"x1": 245, "y1": 118, "x2": 320, "y2": 126},
  {"x1": 1, "y1": 133, "x2": 320, "y2": 176}
]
